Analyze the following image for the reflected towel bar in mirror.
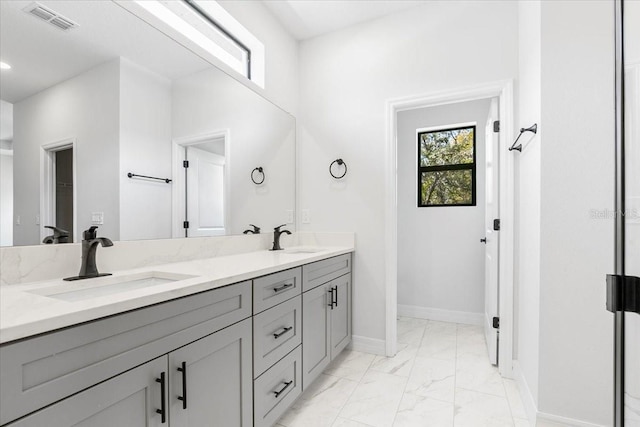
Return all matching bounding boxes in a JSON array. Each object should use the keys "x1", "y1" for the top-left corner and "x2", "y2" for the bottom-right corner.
[{"x1": 127, "y1": 173, "x2": 172, "y2": 184}]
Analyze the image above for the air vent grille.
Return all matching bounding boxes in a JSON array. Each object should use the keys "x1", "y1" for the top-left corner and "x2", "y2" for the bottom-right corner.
[{"x1": 23, "y1": 2, "x2": 78, "y2": 31}]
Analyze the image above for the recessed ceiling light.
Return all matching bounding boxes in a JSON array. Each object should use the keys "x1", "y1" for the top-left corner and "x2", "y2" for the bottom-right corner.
[{"x1": 0, "y1": 62, "x2": 11, "y2": 70}]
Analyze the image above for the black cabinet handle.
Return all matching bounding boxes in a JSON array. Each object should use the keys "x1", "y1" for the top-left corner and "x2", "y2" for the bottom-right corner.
[
  {"x1": 273, "y1": 326, "x2": 293, "y2": 339},
  {"x1": 273, "y1": 380, "x2": 293, "y2": 398},
  {"x1": 155, "y1": 372, "x2": 166, "y2": 423},
  {"x1": 480, "y1": 238, "x2": 487, "y2": 243},
  {"x1": 273, "y1": 283, "x2": 294, "y2": 293},
  {"x1": 333, "y1": 285, "x2": 338, "y2": 308},
  {"x1": 327, "y1": 288, "x2": 334, "y2": 310},
  {"x1": 177, "y1": 361, "x2": 187, "y2": 409}
]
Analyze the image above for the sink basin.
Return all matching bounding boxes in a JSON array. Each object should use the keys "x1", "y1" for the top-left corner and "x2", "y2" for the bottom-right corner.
[
  {"x1": 283, "y1": 246, "x2": 325, "y2": 254},
  {"x1": 29, "y1": 271, "x2": 197, "y2": 302}
]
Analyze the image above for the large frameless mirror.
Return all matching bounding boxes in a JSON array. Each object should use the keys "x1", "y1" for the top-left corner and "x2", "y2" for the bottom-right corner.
[{"x1": 0, "y1": 0, "x2": 295, "y2": 247}]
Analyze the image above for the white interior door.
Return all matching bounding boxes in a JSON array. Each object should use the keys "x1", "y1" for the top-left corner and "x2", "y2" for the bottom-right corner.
[
  {"x1": 484, "y1": 98, "x2": 500, "y2": 365},
  {"x1": 186, "y1": 146, "x2": 226, "y2": 237}
]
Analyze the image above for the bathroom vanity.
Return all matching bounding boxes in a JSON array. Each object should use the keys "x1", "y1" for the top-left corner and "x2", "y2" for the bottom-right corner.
[{"x1": 0, "y1": 248, "x2": 353, "y2": 427}]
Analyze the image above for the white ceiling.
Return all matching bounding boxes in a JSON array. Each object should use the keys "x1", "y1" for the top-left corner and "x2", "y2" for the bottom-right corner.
[
  {"x1": 0, "y1": 1, "x2": 211, "y2": 104},
  {"x1": 262, "y1": 0, "x2": 427, "y2": 40}
]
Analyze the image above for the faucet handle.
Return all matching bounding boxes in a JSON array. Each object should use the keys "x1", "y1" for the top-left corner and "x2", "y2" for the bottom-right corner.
[
  {"x1": 250, "y1": 224, "x2": 261, "y2": 233},
  {"x1": 83, "y1": 226, "x2": 99, "y2": 240},
  {"x1": 274, "y1": 224, "x2": 287, "y2": 232}
]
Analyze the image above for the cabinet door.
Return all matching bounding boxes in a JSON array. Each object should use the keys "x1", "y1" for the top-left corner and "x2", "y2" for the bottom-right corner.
[
  {"x1": 302, "y1": 283, "x2": 332, "y2": 389},
  {"x1": 168, "y1": 318, "x2": 252, "y2": 427},
  {"x1": 330, "y1": 274, "x2": 352, "y2": 359},
  {"x1": 8, "y1": 357, "x2": 167, "y2": 427}
]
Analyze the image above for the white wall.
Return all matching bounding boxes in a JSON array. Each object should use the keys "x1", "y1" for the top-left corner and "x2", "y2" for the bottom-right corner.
[
  {"x1": 119, "y1": 58, "x2": 173, "y2": 241},
  {"x1": 13, "y1": 60, "x2": 121, "y2": 245},
  {"x1": 515, "y1": 0, "x2": 542, "y2": 408},
  {"x1": 515, "y1": 1, "x2": 615, "y2": 425},
  {"x1": 397, "y1": 99, "x2": 490, "y2": 316},
  {"x1": 0, "y1": 149, "x2": 13, "y2": 246},
  {"x1": 538, "y1": 1, "x2": 614, "y2": 424},
  {"x1": 298, "y1": 1, "x2": 518, "y2": 344},
  {"x1": 217, "y1": 0, "x2": 299, "y2": 115},
  {"x1": 172, "y1": 67, "x2": 296, "y2": 235}
]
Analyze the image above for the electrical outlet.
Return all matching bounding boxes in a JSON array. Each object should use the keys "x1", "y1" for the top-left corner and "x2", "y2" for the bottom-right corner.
[
  {"x1": 285, "y1": 210, "x2": 294, "y2": 224},
  {"x1": 301, "y1": 209, "x2": 311, "y2": 224},
  {"x1": 35, "y1": 215, "x2": 40, "y2": 225},
  {"x1": 91, "y1": 212, "x2": 104, "y2": 225},
  {"x1": 15, "y1": 215, "x2": 21, "y2": 226}
]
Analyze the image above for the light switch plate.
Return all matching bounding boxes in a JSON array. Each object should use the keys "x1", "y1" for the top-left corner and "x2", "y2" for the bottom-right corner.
[
  {"x1": 301, "y1": 209, "x2": 310, "y2": 224},
  {"x1": 285, "y1": 210, "x2": 294, "y2": 224},
  {"x1": 91, "y1": 212, "x2": 104, "y2": 225}
]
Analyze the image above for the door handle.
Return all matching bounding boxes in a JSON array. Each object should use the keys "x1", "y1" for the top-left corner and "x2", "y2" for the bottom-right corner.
[
  {"x1": 332, "y1": 286, "x2": 338, "y2": 308},
  {"x1": 327, "y1": 288, "x2": 334, "y2": 310},
  {"x1": 177, "y1": 361, "x2": 187, "y2": 409},
  {"x1": 155, "y1": 372, "x2": 167, "y2": 423}
]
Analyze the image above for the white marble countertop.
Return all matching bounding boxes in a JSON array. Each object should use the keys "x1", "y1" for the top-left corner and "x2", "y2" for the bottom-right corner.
[{"x1": 0, "y1": 246, "x2": 353, "y2": 344}]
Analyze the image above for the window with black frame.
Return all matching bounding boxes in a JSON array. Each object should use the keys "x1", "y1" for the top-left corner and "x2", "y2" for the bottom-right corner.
[{"x1": 417, "y1": 125, "x2": 476, "y2": 207}]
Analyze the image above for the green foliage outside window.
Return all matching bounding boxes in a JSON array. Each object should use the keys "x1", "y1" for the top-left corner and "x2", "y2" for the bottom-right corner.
[{"x1": 418, "y1": 126, "x2": 476, "y2": 206}]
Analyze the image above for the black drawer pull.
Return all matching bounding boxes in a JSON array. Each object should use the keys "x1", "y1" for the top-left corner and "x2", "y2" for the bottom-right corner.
[
  {"x1": 333, "y1": 285, "x2": 338, "y2": 308},
  {"x1": 327, "y1": 288, "x2": 334, "y2": 310},
  {"x1": 155, "y1": 372, "x2": 166, "y2": 423},
  {"x1": 273, "y1": 283, "x2": 294, "y2": 293},
  {"x1": 273, "y1": 380, "x2": 293, "y2": 398},
  {"x1": 177, "y1": 361, "x2": 187, "y2": 409},
  {"x1": 273, "y1": 326, "x2": 293, "y2": 339}
]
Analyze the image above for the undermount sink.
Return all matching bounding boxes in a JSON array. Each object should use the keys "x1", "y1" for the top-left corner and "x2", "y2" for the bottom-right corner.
[
  {"x1": 283, "y1": 246, "x2": 325, "y2": 254},
  {"x1": 29, "y1": 271, "x2": 197, "y2": 302}
]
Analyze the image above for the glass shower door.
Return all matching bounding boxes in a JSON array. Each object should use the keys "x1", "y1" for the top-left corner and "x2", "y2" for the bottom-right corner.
[{"x1": 623, "y1": 0, "x2": 640, "y2": 424}]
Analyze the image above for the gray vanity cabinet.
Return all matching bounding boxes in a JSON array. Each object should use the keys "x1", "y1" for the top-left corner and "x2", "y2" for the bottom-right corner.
[
  {"x1": 168, "y1": 318, "x2": 253, "y2": 427},
  {"x1": 8, "y1": 356, "x2": 167, "y2": 427},
  {"x1": 301, "y1": 254, "x2": 352, "y2": 389}
]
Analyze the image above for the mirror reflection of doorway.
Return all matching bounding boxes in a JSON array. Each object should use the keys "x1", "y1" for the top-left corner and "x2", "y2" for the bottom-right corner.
[
  {"x1": 183, "y1": 137, "x2": 228, "y2": 237},
  {"x1": 54, "y1": 148, "x2": 73, "y2": 242}
]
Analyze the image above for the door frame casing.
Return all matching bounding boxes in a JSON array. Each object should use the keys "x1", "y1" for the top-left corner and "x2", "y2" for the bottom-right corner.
[
  {"x1": 40, "y1": 138, "x2": 77, "y2": 243},
  {"x1": 384, "y1": 80, "x2": 515, "y2": 377},
  {"x1": 171, "y1": 130, "x2": 231, "y2": 238}
]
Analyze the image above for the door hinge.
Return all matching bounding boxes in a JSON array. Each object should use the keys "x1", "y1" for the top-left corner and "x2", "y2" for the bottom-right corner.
[
  {"x1": 493, "y1": 219, "x2": 501, "y2": 231},
  {"x1": 183, "y1": 221, "x2": 189, "y2": 229},
  {"x1": 183, "y1": 160, "x2": 189, "y2": 168},
  {"x1": 606, "y1": 274, "x2": 640, "y2": 314},
  {"x1": 493, "y1": 120, "x2": 500, "y2": 133},
  {"x1": 492, "y1": 317, "x2": 500, "y2": 329}
]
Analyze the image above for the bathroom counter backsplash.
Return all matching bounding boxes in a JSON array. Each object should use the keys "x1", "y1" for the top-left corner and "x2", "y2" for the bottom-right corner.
[{"x1": 0, "y1": 232, "x2": 355, "y2": 344}]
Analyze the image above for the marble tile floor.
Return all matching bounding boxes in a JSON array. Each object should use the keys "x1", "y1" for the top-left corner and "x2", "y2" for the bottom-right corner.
[{"x1": 276, "y1": 317, "x2": 532, "y2": 427}]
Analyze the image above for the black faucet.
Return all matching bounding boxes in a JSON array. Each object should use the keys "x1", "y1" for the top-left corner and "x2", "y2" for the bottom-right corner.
[
  {"x1": 42, "y1": 226, "x2": 70, "y2": 244},
  {"x1": 64, "y1": 226, "x2": 113, "y2": 281},
  {"x1": 243, "y1": 224, "x2": 261, "y2": 234},
  {"x1": 271, "y1": 224, "x2": 291, "y2": 251}
]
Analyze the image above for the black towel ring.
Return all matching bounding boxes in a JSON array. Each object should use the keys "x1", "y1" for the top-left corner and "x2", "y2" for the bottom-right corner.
[
  {"x1": 251, "y1": 167, "x2": 265, "y2": 185},
  {"x1": 329, "y1": 159, "x2": 347, "y2": 179}
]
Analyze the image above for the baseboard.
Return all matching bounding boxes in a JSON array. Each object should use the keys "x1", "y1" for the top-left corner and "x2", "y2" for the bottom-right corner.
[
  {"x1": 513, "y1": 361, "x2": 539, "y2": 424},
  {"x1": 398, "y1": 304, "x2": 483, "y2": 325},
  {"x1": 349, "y1": 335, "x2": 386, "y2": 356},
  {"x1": 513, "y1": 361, "x2": 609, "y2": 427}
]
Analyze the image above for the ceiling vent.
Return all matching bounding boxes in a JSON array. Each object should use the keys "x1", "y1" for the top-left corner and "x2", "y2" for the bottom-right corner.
[{"x1": 23, "y1": 2, "x2": 78, "y2": 31}]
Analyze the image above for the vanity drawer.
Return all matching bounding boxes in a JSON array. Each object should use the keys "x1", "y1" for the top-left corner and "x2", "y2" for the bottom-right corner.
[
  {"x1": 302, "y1": 253, "x2": 351, "y2": 292},
  {"x1": 253, "y1": 296, "x2": 302, "y2": 377},
  {"x1": 253, "y1": 267, "x2": 301, "y2": 313},
  {"x1": 253, "y1": 346, "x2": 302, "y2": 427},
  {"x1": 0, "y1": 281, "x2": 252, "y2": 426}
]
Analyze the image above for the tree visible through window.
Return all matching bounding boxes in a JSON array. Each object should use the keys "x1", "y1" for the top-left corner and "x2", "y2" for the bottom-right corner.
[{"x1": 418, "y1": 125, "x2": 476, "y2": 206}]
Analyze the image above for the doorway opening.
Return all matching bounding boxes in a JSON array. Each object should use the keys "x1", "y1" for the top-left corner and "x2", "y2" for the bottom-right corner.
[
  {"x1": 385, "y1": 81, "x2": 515, "y2": 377},
  {"x1": 172, "y1": 131, "x2": 230, "y2": 238},
  {"x1": 41, "y1": 138, "x2": 76, "y2": 244}
]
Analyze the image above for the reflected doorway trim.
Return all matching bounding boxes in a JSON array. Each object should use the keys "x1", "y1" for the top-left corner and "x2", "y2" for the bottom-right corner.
[
  {"x1": 40, "y1": 137, "x2": 77, "y2": 243},
  {"x1": 384, "y1": 80, "x2": 515, "y2": 378},
  {"x1": 171, "y1": 130, "x2": 231, "y2": 238}
]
